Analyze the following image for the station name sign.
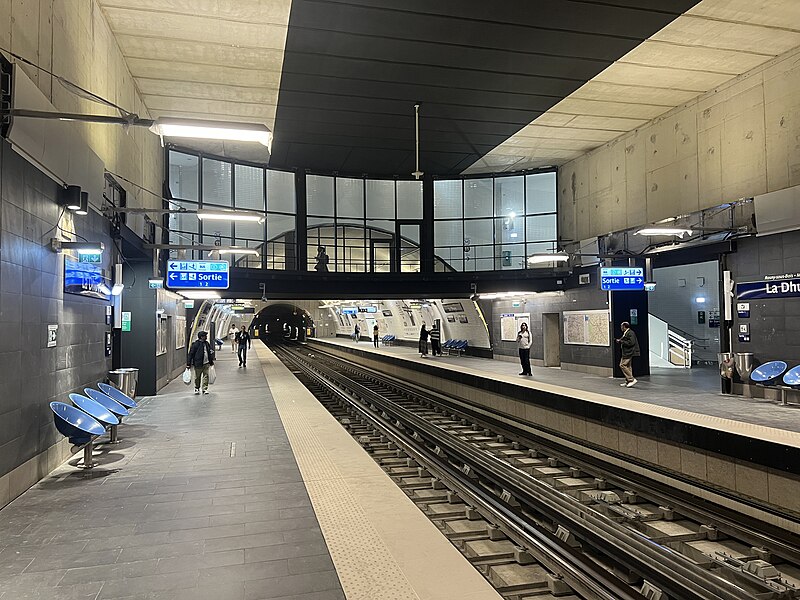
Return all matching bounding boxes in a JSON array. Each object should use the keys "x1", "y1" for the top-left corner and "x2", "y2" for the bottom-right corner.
[
  {"x1": 737, "y1": 277, "x2": 800, "y2": 300},
  {"x1": 600, "y1": 267, "x2": 644, "y2": 291}
]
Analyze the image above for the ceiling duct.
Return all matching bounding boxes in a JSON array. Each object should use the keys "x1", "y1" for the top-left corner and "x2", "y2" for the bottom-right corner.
[{"x1": 754, "y1": 186, "x2": 800, "y2": 237}]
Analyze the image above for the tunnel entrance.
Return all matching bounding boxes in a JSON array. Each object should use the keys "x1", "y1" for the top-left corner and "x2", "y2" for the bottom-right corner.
[{"x1": 251, "y1": 303, "x2": 314, "y2": 342}]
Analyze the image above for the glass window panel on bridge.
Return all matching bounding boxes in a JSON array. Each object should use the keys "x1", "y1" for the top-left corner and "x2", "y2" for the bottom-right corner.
[
  {"x1": 496, "y1": 243, "x2": 526, "y2": 270},
  {"x1": 366, "y1": 179, "x2": 395, "y2": 219},
  {"x1": 234, "y1": 164, "x2": 265, "y2": 211},
  {"x1": 202, "y1": 158, "x2": 232, "y2": 207},
  {"x1": 336, "y1": 178, "x2": 365, "y2": 219},
  {"x1": 168, "y1": 203, "x2": 200, "y2": 259},
  {"x1": 464, "y1": 244, "x2": 494, "y2": 272},
  {"x1": 464, "y1": 178, "x2": 493, "y2": 218},
  {"x1": 526, "y1": 172, "x2": 557, "y2": 214},
  {"x1": 307, "y1": 175, "x2": 334, "y2": 216},
  {"x1": 494, "y1": 175, "x2": 524, "y2": 218},
  {"x1": 396, "y1": 180, "x2": 423, "y2": 219},
  {"x1": 168, "y1": 152, "x2": 199, "y2": 201},
  {"x1": 201, "y1": 222, "x2": 232, "y2": 249},
  {"x1": 267, "y1": 170, "x2": 295, "y2": 213},
  {"x1": 434, "y1": 180, "x2": 462, "y2": 219}
]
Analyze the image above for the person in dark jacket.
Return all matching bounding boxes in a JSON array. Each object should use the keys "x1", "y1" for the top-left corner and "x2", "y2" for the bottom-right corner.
[
  {"x1": 373, "y1": 324, "x2": 380, "y2": 348},
  {"x1": 235, "y1": 325, "x2": 252, "y2": 368},
  {"x1": 187, "y1": 331, "x2": 215, "y2": 395},
  {"x1": 419, "y1": 324, "x2": 429, "y2": 357},
  {"x1": 430, "y1": 324, "x2": 441, "y2": 356},
  {"x1": 616, "y1": 321, "x2": 640, "y2": 387}
]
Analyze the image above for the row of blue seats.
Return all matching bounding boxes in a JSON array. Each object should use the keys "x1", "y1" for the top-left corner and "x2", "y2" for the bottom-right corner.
[
  {"x1": 381, "y1": 335, "x2": 396, "y2": 343},
  {"x1": 444, "y1": 339, "x2": 468, "y2": 355},
  {"x1": 750, "y1": 360, "x2": 800, "y2": 387},
  {"x1": 50, "y1": 383, "x2": 137, "y2": 448}
]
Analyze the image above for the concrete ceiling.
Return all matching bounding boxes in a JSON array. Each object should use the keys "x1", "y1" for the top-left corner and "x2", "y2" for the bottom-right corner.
[
  {"x1": 97, "y1": 0, "x2": 800, "y2": 175},
  {"x1": 464, "y1": 0, "x2": 800, "y2": 173},
  {"x1": 97, "y1": 0, "x2": 291, "y2": 162}
]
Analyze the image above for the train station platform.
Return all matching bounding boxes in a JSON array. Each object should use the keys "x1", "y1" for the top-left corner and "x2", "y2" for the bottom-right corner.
[{"x1": 0, "y1": 347, "x2": 501, "y2": 600}]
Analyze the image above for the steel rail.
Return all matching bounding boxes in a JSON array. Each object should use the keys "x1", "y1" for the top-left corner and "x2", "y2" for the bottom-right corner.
[
  {"x1": 285, "y1": 345, "x2": 760, "y2": 600},
  {"x1": 275, "y1": 346, "x2": 645, "y2": 600}
]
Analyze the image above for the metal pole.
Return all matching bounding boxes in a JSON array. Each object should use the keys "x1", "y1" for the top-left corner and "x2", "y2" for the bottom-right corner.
[
  {"x1": 1, "y1": 108, "x2": 154, "y2": 127},
  {"x1": 81, "y1": 442, "x2": 95, "y2": 469}
]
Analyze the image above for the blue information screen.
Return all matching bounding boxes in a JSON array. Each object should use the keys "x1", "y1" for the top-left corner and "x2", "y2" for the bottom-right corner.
[
  {"x1": 166, "y1": 260, "x2": 229, "y2": 289},
  {"x1": 600, "y1": 267, "x2": 644, "y2": 291}
]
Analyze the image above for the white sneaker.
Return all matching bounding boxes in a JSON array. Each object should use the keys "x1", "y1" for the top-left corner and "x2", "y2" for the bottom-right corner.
[
  {"x1": 194, "y1": 389, "x2": 200, "y2": 395},
  {"x1": 202, "y1": 389, "x2": 209, "y2": 395},
  {"x1": 626, "y1": 379, "x2": 638, "y2": 387},
  {"x1": 620, "y1": 382, "x2": 628, "y2": 387}
]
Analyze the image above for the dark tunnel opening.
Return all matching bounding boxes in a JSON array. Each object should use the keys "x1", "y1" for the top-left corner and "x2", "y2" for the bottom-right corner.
[{"x1": 251, "y1": 303, "x2": 315, "y2": 343}]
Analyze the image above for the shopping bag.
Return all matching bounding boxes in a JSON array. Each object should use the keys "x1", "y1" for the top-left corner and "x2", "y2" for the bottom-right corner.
[
  {"x1": 208, "y1": 365, "x2": 217, "y2": 385},
  {"x1": 182, "y1": 367, "x2": 192, "y2": 385}
]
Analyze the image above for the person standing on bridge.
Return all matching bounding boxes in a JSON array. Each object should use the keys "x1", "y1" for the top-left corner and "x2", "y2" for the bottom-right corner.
[
  {"x1": 236, "y1": 325, "x2": 252, "y2": 368},
  {"x1": 187, "y1": 331, "x2": 215, "y2": 395},
  {"x1": 616, "y1": 321, "x2": 640, "y2": 387}
]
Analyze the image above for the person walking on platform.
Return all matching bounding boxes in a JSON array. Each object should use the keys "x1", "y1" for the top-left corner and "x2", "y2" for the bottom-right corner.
[
  {"x1": 430, "y1": 323, "x2": 442, "y2": 356},
  {"x1": 616, "y1": 321, "x2": 640, "y2": 387},
  {"x1": 353, "y1": 323, "x2": 360, "y2": 342},
  {"x1": 419, "y1": 324, "x2": 429, "y2": 357},
  {"x1": 373, "y1": 324, "x2": 380, "y2": 348},
  {"x1": 517, "y1": 322, "x2": 532, "y2": 376},
  {"x1": 228, "y1": 324, "x2": 237, "y2": 353},
  {"x1": 187, "y1": 331, "x2": 215, "y2": 395},
  {"x1": 236, "y1": 325, "x2": 252, "y2": 368}
]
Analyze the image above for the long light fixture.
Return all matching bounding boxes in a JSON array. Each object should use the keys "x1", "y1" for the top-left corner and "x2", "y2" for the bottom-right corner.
[
  {"x1": 111, "y1": 283, "x2": 124, "y2": 296},
  {"x1": 527, "y1": 253, "x2": 569, "y2": 264},
  {"x1": 51, "y1": 239, "x2": 104, "y2": 254},
  {"x1": 149, "y1": 117, "x2": 272, "y2": 148},
  {"x1": 635, "y1": 227, "x2": 693, "y2": 238},
  {"x1": 5, "y1": 110, "x2": 272, "y2": 149},
  {"x1": 97, "y1": 283, "x2": 112, "y2": 296},
  {"x1": 197, "y1": 209, "x2": 265, "y2": 223},
  {"x1": 177, "y1": 290, "x2": 221, "y2": 300},
  {"x1": 216, "y1": 248, "x2": 260, "y2": 256}
]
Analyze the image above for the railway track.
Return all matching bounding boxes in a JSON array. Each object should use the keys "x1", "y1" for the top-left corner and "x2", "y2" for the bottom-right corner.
[{"x1": 272, "y1": 343, "x2": 800, "y2": 600}]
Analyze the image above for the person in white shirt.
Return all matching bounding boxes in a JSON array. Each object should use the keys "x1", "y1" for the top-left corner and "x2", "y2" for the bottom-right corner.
[
  {"x1": 516, "y1": 322, "x2": 532, "y2": 376},
  {"x1": 228, "y1": 325, "x2": 237, "y2": 353}
]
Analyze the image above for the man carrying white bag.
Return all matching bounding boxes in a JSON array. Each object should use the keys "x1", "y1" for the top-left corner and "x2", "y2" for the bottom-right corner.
[{"x1": 185, "y1": 331, "x2": 216, "y2": 395}]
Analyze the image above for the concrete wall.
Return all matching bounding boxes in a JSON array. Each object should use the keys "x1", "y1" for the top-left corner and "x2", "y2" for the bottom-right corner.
[
  {"x1": 0, "y1": 0, "x2": 162, "y2": 218},
  {"x1": 0, "y1": 140, "x2": 114, "y2": 508},
  {"x1": 559, "y1": 46, "x2": 800, "y2": 241}
]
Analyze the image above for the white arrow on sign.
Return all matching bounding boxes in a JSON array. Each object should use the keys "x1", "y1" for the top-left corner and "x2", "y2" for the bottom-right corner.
[{"x1": 169, "y1": 273, "x2": 177, "y2": 280}]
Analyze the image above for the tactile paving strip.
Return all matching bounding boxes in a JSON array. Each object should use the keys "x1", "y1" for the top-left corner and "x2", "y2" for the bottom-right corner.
[{"x1": 263, "y1": 357, "x2": 422, "y2": 600}]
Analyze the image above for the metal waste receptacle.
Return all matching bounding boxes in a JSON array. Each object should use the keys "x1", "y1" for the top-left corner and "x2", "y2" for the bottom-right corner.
[
  {"x1": 718, "y1": 353, "x2": 735, "y2": 379},
  {"x1": 734, "y1": 352, "x2": 755, "y2": 381},
  {"x1": 108, "y1": 368, "x2": 139, "y2": 399}
]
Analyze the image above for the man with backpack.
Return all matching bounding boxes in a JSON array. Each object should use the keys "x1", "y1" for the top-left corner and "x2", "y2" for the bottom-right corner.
[{"x1": 187, "y1": 331, "x2": 215, "y2": 395}]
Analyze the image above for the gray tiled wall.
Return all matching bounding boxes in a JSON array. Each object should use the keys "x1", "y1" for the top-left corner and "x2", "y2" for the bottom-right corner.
[
  {"x1": 729, "y1": 231, "x2": 800, "y2": 365},
  {"x1": 0, "y1": 141, "x2": 113, "y2": 479},
  {"x1": 482, "y1": 284, "x2": 612, "y2": 368}
]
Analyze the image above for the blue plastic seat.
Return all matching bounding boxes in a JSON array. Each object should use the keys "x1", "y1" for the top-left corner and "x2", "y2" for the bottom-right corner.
[
  {"x1": 783, "y1": 365, "x2": 800, "y2": 387},
  {"x1": 98, "y1": 383, "x2": 137, "y2": 408},
  {"x1": 751, "y1": 360, "x2": 788, "y2": 385},
  {"x1": 50, "y1": 402, "x2": 105, "y2": 445},
  {"x1": 69, "y1": 394, "x2": 119, "y2": 427},
  {"x1": 84, "y1": 388, "x2": 129, "y2": 417}
]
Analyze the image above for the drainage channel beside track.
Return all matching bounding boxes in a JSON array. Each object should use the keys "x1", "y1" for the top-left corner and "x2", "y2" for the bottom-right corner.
[{"x1": 272, "y1": 343, "x2": 800, "y2": 600}]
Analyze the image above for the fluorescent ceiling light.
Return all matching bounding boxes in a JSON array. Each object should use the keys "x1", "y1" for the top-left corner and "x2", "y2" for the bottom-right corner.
[
  {"x1": 216, "y1": 248, "x2": 260, "y2": 256},
  {"x1": 197, "y1": 210, "x2": 265, "y2": 223},
  {"x1": 150, "y1": 117, "x2": 272, "y2": 148},
  {"x1": 635, "y1": 227, "x2": 693, "y2": 238},
  {"x1": 54, "y1": 240, "x2": 104, "y2": 254},
  {"x1": 527, "y1": 253, "x2": 569, "y2": 264},
  {"x1": 177, "y1": 290, "x2": 222, "y2": 300},
  {"x1": 97, "y1": 283, "x2": 111, "y2": 296},
  {"x1": 111, "y1": 283, "x2": 124, "y2": 296}
]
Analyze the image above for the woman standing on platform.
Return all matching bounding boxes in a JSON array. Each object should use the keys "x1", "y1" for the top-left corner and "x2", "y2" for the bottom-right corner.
[
  {"x1": 517, "y1": 322, "x2": 532, "y2": 376},
  {"x1": 419, "y1": 324, "x2": 429, "y2": 357},
  {"x1": 373, "y1": 324, "x2": 380, "y2": 348}
]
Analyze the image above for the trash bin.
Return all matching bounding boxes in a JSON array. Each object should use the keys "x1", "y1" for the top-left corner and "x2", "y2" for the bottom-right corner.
[
  {"x1": 108, "y1": 368, "x2": 138, "y2": 399},
  {"x1": 718, "y1": 353, "x2": 735, "y2": 379},
  {"x1": 734, "y1": 352, "x2": 755, "y2": 381},
  {"x1": 118, "y1": 368, "x2": 139, "y2": 397}
]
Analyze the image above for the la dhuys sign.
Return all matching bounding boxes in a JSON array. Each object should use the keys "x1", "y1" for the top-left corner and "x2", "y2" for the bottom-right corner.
[{"x1": 737, "y1": 276, "x2": 800, "y2": 300}]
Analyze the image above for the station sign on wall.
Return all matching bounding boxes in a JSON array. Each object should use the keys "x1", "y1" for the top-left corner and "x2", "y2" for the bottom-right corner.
[
  {"x1": 737, "y1": 277, "x2": 800, "y2": 300},
  {"x1": 166, "y1": 260, "x2": 229, "y2": 289},
  {"x1": 599, "y1": 267, "x2": 644, "y2": 291}
]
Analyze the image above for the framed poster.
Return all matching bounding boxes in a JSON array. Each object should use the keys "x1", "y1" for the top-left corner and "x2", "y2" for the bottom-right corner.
[
  {"x1": 500, "y1": 313, "x2": 530, "y2": 341},
  {"x1": 563, "y1": 310, "x2": 610, "y2": 346}
]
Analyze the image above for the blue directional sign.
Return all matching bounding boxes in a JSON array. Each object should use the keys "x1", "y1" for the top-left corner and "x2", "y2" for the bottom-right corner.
[
  {"x1": 166, "y1": 260, "x2": 229, "y2": 289},
  {"x1": 600, "y1": 267, "x2": 644, "y2": 291}
]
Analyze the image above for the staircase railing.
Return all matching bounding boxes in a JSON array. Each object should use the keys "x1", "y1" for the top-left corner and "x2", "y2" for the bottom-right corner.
[{"x1": 649, "y1": 314, "x2": 693, "y2": 368}]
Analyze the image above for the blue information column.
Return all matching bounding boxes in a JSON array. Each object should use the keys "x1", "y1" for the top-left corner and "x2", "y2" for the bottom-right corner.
[
  {"x1": 600, "y1": 267, "x2": 644, "y2": 291},
  {"x1": 166, "y1": 260, "x2": 230, "y2": 289}
]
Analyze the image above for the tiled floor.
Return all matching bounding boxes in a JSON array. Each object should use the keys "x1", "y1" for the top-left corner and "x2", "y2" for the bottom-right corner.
[
  {"x1": 318, "y1": 338, "x2": 800, "y2": 434},
  {"x1": 0, "y1": 350, "x2": 344, "y2": 600}
]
